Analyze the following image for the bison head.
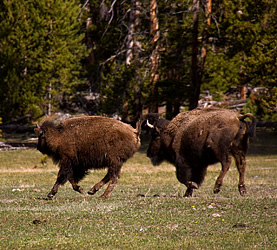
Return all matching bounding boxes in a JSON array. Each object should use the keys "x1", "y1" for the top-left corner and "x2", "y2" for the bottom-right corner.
[
  {"x1": 34, "y1": 124, "x2": 48, "y2": 154},
  {"x1": 146, "y1": 120, "x2": 166, "y2": 166},
  {"x1": 34, "y1": 121, "x2": 57, "y2": 155}
]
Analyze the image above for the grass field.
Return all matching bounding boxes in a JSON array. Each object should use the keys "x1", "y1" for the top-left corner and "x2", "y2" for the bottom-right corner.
[{"x1": 0, "y1": 128, "x2": 276, "y2": 250}]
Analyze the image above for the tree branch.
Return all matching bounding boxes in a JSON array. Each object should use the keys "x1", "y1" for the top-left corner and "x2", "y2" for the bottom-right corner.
[{"x1": 100, "y1": 49, "x2": 127, "y2": 66}]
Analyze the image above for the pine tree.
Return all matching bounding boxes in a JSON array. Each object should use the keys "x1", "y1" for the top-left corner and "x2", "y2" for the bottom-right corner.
[
  {"x1": 0, "y1": 0, "x2": 87, "y2": 121},
  {"x1": 79, "y1": 0, "x2": 276, "y2": 120},
  {"x1": 202, "y1": 0, "x2": 276, "y2": 119},
  {"x1": 155, "y1": 1, "x2": 192, "y2": 118}
]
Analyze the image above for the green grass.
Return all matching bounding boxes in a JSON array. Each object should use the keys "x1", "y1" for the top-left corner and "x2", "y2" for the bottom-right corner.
[{"x1": 0, "y1": 128, "x2": 276, "y2": 250}]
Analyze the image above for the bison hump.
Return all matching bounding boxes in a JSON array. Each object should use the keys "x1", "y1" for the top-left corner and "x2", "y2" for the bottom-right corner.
[{"x1": 59, "y1": 116, "x2": 140, "y2": 159}]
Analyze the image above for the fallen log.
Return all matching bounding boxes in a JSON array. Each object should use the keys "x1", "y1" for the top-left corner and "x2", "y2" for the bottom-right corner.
[
  {"x1": 0, "y1": 124, "x2": 36, "y2": 133},
  {"x1": 1, "y1": 114, "x2": 33, "y2": 125},
  {"x1": 256, "y1": 121, "x2": 277, "y2": 128}
]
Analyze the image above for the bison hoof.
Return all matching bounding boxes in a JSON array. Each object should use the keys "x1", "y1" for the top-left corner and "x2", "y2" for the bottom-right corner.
[
  {"x1": 213, "y1": 184, "x2": 222, "y2": 194},
  {"x1": 184, "y1": 189, "x2": 193, "y2": 197},
  {"x1": 75, "y1": 186, "x2": 84, "y2": 194},
  {"x1": 46, "y1": 194, "x2": 54, "y2": 200},
  {"x1": 88, "y1": 189, "x2": 97, "y2": 196},
  {"x1": 238, "y1": 185, "x2": 247, "y2": 196},
  {"x1": 213, "y1": 188, "x2": 221, "y2": 194}
]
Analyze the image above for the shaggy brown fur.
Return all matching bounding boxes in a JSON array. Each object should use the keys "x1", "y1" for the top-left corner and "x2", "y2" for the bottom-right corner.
[
  {"x1": 143, "y1": 108, "x2": 256, "y2": 197},
  {"x1": 35, "y1": 116, "x2": 141, "y2": 199}
]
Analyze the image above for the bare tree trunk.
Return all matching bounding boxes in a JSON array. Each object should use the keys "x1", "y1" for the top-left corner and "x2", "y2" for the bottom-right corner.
[
  {"x1": 126, "y1": 1, "x2": 134, "y2": 65},
  {"x1": 47, "y1": 19, "x2": 53, "y2": 116},
  {"x1": 133, "y1": 0, "x2": 141, "y2": 61},
  {"x1": 189, "y1": 0, "x2": 211, "y2": 110},
  {"x1": 173, "y1": 98, "x2": 180, "y2": 117},
  {"x1": 126, "y1": 0, "x2": 142, "y2": 123},
  {"x1": 240, "y1": 85, "x2": 247, "y2": 99},
  {"x1": 189, "y1": 0, "x2": 200, "y2": 110},
  {"x1": 200, "y1": 0, "x2": 211, "y2": 71},
  {"x1": 133, "y1": 0, "x2": 142, "y2": 122},
  {"x1": 166, "y1": 101, "x2": 173, "y2": 120},
  {"x1": 47, "y1": 83, "x2": 52, "y2": 116},
  {"x1": 85, "y1": 3, "x2": 96, "y2": 95},
  {"x1": 148, "y1": 0, "x2": 160, "y2": 113}
]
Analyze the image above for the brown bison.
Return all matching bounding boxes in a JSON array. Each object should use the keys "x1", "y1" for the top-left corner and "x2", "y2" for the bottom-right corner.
[
  {"x1": 143, "y1": 108, "x2": 256, "y2": 197},
  {"x1": 34, "y1": 116, "x2": 141, "y2": 199}
]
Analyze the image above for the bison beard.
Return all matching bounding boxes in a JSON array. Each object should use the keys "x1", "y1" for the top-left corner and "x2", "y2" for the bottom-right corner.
[
  {"x1": 35, "y1": 116, "x2": 141, "y2": 199},
  {"x1": 143, "y1": 108, "x2": 256, "y2": 197}
]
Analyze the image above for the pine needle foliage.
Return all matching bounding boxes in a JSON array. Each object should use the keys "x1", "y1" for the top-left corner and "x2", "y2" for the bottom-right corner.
[{"x1": 0, "y1": 0, "x2": 87, "y2": 121}]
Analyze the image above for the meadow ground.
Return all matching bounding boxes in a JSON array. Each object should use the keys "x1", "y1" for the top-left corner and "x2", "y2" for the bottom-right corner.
[{"x1": 0, "y1": 128, "x2": 276, "y2": 250}]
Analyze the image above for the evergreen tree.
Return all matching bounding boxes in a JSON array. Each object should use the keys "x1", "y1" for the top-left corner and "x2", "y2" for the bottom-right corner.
[
  {"x1": 154, "y1": 0, "x2": 276, "y2": 119},
  {"x1": 83, "y1": 0, "x2": 149, "y2": 122},
  {"x1": 0, "y1": 0, "x2": 87, "y2": 121},
  {"x1": 157, "y1": 0, "x2": 192, "y2": 118},
  {"x1": 81, "y1": 0, "x2": 277, "y2": 120},
  {"x1": 202, "y1": 0, "x2": 276, "y2": 119}
]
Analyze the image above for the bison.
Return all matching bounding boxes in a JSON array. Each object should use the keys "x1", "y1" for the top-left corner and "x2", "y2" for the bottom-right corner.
[
  {"x1": 34, "y1": 116, "x2": 141, "y2": 199},
  {"x1": 143, "y1": 107, "x2": 256, "y2": 197}
]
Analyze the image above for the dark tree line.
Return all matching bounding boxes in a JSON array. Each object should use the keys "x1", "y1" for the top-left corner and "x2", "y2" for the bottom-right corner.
[{"x1": 0, "y1": 0, "x2": 276, "y2": 123}]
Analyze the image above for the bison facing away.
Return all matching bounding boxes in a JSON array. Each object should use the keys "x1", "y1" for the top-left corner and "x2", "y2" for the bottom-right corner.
[
  {"x1": 34, "y1": 116, "x2": 141, "y2": 199},
  {"x1": 143, "y1": 108, "x2": 256, "y2": 197}
]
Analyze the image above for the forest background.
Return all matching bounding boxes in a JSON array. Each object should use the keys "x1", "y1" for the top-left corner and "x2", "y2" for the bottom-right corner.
[{"x1": 0, "y1": 0, "x2": 276, "y2": 125}]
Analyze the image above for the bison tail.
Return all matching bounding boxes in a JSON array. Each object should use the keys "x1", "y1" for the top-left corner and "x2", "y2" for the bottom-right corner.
[{"x1": 239, "y1": 113, "x2": 257, "y2": 138}]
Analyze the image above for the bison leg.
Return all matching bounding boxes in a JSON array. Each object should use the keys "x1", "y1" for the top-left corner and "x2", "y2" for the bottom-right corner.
[
  {"x1": 47, "y1": 161, "x2": 73, "y2": 199},
  {"x1": 214, "y1": 155, "x2": 232, "y2": 194},
  {"x1": 47, "y1": 182, "x2": 60, "y2": 199},
  {"x1": 175, "y1": 160, "x2": 198, "y2": 197},
  {"x1": 233, "y1": 152, "x2": 247, "y2": 196},
  {"x1": 184, "y1": 181, "x2": 199, "y2": 197},
  {"x1": 99, "y1": 167, "x2": 122, "y2": 199},
  {"x1": 88, "y1": 172, "x2": 110, "y2": 196},
  {"x1": 69, "y1": 178, "x2": 84, "y2": 194}
]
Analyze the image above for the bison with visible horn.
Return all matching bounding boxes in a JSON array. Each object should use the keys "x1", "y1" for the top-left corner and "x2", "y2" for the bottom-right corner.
[
  {"x1": 34, "y1": 116, "x2": 141, "y2": 199},
  {"x1": 143, "y1": 108, "x2": 256, "y2": 197}
]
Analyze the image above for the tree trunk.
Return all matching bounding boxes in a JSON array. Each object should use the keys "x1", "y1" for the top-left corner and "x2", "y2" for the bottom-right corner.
[
  {"x1": 47, "y1": 83, "x2": 52, "y2": 116},
  {"x1": 47, "y1": 18, "x2": 53, "y2": 116},
  {"x1": 189, "y1": 0, "x2": 211, "y2": 110},
  {"x1": 85, "y1": 3, "x2": 96, "y2": 95},
  {"x1": 130, "y1": 0, "x2": 142, "y2": 122},
  {"x1": 240, "y1": 85, "x2": 247, "y2": 99},
  {"x1": 189, "y1": 0, "x2": 200, "y2": 110},
  {"x1": 173, "y1": 98, "x2": 180, "y2": 117},
  {"x1": 166, "y1": 101, "x2": 173, "y2": 120},
  {"x1": 200, "y1": 0, "x2": 212, "y2": 72},
  {"x1": 148, "y1": 0, "x2": 160, "y2": 113},
  {"x1": 126, "y1": 0, "x2": 134, "y2": 65}
]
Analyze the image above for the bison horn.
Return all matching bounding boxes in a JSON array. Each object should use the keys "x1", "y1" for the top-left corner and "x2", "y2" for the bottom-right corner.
[
  {"x1": 146, "y1": 120, "x2": 154, "y2": 129},
  {"x1": 36, "y1": 123, "x2": 40, "y2": 129}
]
